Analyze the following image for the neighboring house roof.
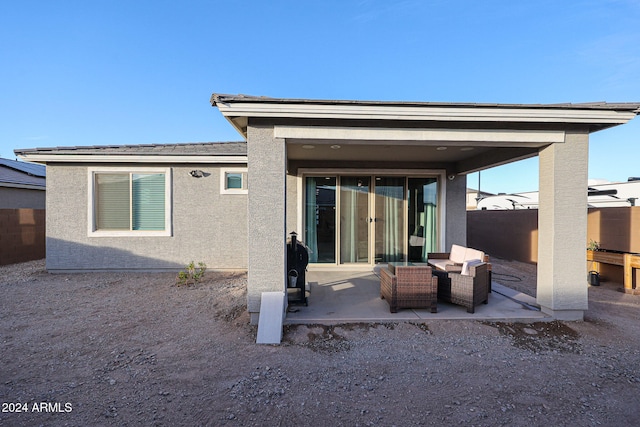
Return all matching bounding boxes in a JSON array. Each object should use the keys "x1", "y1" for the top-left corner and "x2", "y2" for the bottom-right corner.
[
  {"x1": 14, "y1": 141, "x2": 247, "y2": 164},
  {"x1": 0, "y1": 158, "x2": 46, "y2": 189},
  {"x1": 0, "y1": 158, "x2": 46, "y2": 177}
]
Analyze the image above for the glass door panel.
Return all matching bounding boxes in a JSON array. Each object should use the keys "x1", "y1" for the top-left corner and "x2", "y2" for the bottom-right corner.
[
  {"x1": 374, "y1": 176, "x2": 405, "y2": 263},
  {"x1": 340, "y1": 176, "x2": 370, "y2": 263},
  {"x1": 408, "y1": 177, "x2": 439, "y2": 262},
  {"x1": 305, "y1": 177, "x2": 336, "y2": 263}
]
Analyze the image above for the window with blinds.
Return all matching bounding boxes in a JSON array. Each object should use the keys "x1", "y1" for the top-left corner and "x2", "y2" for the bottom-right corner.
[
  {"x1": 92, "y1": 170, "x2": 169, "y2": 234},
  {"x1": 132, "y1": 174, "x2": 165, "y2": 230}
]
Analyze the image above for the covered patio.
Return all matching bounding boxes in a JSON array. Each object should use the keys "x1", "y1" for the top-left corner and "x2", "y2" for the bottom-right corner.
[
  {"x1": 211, "y1": 94, "x2": 640, "y2": 326},
  {"x1": 285, "y1": 267, "x2": 546, "y2": 324}
]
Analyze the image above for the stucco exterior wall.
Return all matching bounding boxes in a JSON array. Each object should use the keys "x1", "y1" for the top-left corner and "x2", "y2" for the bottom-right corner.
[
  {"x1": 537, "y1": 131, "x2": 589, "y2": 320},
  {"x1": 46, "y1": 163, "x2": 247, "y2": 271},
  {"x1": 0, "y1": 187, "x2": 46, "y2": 209},
  {"x1": 286, "y1": 171, "x2": 298, "y2": 237},
  {"x1": 246, "y1": 125, "x2": 287, "y2": 322},
  {"x1": 445, "y1": 174, "x2": 467, "y2": 250}
]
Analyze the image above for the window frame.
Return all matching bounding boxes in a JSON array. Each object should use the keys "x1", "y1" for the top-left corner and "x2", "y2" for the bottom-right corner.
[
  {"x1": 220, "y1": 167, "x2": 248, "y2": 194},
  {"x1": 87, "y1": 167, "x2": 172, "y2": 237}
]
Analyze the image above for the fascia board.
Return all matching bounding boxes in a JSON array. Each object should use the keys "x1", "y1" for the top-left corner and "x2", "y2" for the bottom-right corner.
[
  {"x1": 0, "y1": 182, "x2": 46, "y2": 190},
  {"x1": 275, "y1": 126, "x2": 565, "y2": 146},
  {"x1": 16, "y1": 154, "x2": 248, "y2": 164},
  {"x1": 218, "y1": 102, "x2": 637, "y2": 125}
]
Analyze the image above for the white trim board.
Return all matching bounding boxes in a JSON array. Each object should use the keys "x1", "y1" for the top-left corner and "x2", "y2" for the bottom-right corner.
[
  {"x1": 17, "y1": 154, "x2": 247, "y2": 164},
  {"x1": 218, "y1": 102, "x2": 638, "y2": 125},
  {"x1": 276, "y1": 126, "x2": 565, "y2": 146}
]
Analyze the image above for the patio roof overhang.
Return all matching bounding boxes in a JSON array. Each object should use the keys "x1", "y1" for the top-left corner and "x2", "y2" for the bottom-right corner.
[{"x1": 211, "y1": 93, "x2": 640, "y2": 173}]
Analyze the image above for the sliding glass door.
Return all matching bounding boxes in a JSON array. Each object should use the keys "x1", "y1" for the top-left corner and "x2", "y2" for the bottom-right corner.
[
  {"x1": 408, "y1": 177, "x2": 439, "y2": 262},
  {"x1": 304, "y1": 174, "x2": 438, "y2": 266},
  {"x1": 305, "y1": 177, "x2": 336, "y2": 263},
  {"x1": 340, "y1": 176, "x2": 370, "y2": 264},
  {"x1": 374, "y1": 176, "x2": 405, "y2": 263}
]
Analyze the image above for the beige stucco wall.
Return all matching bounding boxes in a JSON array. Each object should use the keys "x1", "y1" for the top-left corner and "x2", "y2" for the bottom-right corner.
[
  {"x1": 286, "y1": 171, "x2": 298, "y2": 237},
  {"x1": 537, "y1": 131, "x2": 589, "y2": 320},
  {"x1": 246, "y1": 126, "x2": 287, "y2": 322},
  {"x1": 46, "y1": 163, "x2": 247, "y2": 271},
  {"x1": 445, "y1": 174, "x2": 467, "y2": 250}
]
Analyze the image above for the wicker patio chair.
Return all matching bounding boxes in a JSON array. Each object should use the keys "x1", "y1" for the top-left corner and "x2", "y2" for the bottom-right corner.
[
  {"x1": 380, "y1": 265, "x2": 438, "y2": 313},
  {"x1": 439, "y1": 262, "x2": 489, "y2": 314},
  {"x1": 429, "y1": 252, "x2": 493, "y2": 293}
]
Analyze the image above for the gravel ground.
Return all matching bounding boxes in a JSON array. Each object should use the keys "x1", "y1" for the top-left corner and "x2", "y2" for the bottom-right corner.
[{"x1": 1, "y1": 258, "x2": 639, "y2": 426}]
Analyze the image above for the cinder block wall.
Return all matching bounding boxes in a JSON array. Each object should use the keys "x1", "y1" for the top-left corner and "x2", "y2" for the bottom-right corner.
[
  {"x1": 467, "y1": 209, "x2": 538, "y2": 263},
  {"x1": 586, "y1": 207, "x2": 640, "y2": 283},
  {"x1": 586, "y1": 206, "x2": 640, "y2": 253},
  {"x1": 0, "y1": 209, "x2": 46, "y2": 265},
  {"x1": 468, "y1": 206, "x2": 640, "y2": 283}
]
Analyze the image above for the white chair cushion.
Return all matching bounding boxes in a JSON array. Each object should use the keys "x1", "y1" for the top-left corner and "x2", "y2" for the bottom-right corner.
[
  {"x1": 464, "y1": 248, "x2": 485, "y2": 262},
  {"x1": 449, "y1": 244, "x2": 467, "y2": 264},
  {"x1": 428, "y1": 259, "x2": 453, "y2": 271}
]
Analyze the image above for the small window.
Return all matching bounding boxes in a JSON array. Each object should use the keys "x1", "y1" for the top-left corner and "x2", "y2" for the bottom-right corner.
[
  {"x1": 220, "y1": 168, "x2": 248, "y2": 194},
  {"x1": 226, "y1": 173, "x2": 243, "y2": 189},
  {"x1": 88, "y1": 168, "x2": 172, "y2": 236}
]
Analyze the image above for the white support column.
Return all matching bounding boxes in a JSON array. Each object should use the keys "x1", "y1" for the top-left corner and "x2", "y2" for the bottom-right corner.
[
  {"x1": 537, "y1": 131, "x2": 589, "y2": 320},
  {"x1": 246, "y1": 125, "x2": 287, "y2": 325}
]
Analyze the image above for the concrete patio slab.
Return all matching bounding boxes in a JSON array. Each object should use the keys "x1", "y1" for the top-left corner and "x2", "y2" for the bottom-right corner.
[{"x1": 284, "y1": 269, "x2": 550, "y2": 324}]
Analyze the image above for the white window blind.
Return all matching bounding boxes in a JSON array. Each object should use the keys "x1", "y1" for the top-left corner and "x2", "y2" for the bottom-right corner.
[
  {"x1": 95, "y1": 172, "x2": 166, "y2": 231},
  {"x1": 96, "y1": 174, "x2": 130, "y2": 230},
  {"x1": 226, "y1": 172, "x2": 243, "y2": 189},
  {"x1": 220, "y1": 168, "x2": 248, "y2": 194}
]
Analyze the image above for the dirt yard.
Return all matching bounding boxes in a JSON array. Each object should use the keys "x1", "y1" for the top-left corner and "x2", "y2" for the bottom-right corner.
[{"x1": 1, "y1": 258, "x2": 639, "y2": 426}]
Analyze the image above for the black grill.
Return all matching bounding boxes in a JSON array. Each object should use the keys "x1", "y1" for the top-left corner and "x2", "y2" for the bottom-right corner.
[{"x1": 287, "y1": 232, "x2": 309, "y2": 305}]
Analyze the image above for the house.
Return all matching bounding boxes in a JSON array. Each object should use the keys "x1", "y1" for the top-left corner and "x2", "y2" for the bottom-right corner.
[
  {"x1": 0, "y1": 158, "x2": 46, "y2": 265},
  {"x1": 476, "y1": 178, "x2": 640, "y2": 210},
  {"x1": 13, "y1": 142, "x2": 248, "y2": 271},
  {"x1": 15, "y1": 94, "x2": 640, "y2": 324},
  {"x1": 0, "y1": 158, "x2": 46, "y2": 209}
]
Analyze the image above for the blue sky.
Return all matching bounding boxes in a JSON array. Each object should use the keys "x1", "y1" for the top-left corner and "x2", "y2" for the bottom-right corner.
[{"x1": 1, "y1": 0, "x2": 639, "y2": 194}]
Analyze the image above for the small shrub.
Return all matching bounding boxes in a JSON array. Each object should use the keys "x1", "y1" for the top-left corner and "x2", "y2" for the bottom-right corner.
[
  {"x1": 587, "y1": 240, "x2": 600, "y2": 251},
  {"x1": 176, "y1": 261, "x2": 207, "y2": 286}
]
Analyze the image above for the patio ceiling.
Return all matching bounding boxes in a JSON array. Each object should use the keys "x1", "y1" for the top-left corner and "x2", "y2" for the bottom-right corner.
[
  {"x1": 280, "y1": 125, "x2": 558, "y2": 172},
  {"x1": 287, "y1": 142, "x2": 497, "y2": 163}
]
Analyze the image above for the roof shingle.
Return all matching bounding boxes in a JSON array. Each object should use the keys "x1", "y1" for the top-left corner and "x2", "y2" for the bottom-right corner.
[
  {"x1": 0, "y1": 158, "x2": 46, "y2": 187},
  {"x1": 14, "y1": 141, "x2": 247, "y2": 156}
]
